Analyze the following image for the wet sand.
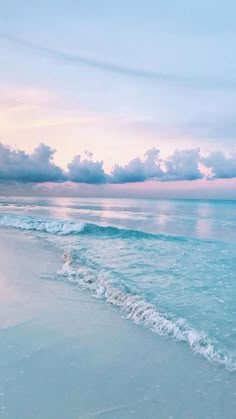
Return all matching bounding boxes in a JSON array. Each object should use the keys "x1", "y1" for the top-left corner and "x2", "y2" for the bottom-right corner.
[{"x1": 0, "y1": 230, "x2": 235, "y2": 419}]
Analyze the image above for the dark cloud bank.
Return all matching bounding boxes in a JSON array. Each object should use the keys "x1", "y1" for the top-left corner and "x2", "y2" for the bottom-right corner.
[{"x1": 0, "y1": 142, "x2": 235, "y2": 185}]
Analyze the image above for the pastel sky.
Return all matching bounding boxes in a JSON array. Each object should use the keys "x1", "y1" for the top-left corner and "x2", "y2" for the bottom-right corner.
[{"x1": 0, "y1": 0, "x2": 236, "y2": 198}]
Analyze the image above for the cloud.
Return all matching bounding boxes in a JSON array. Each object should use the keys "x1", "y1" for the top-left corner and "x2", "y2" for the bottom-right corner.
[
  {"x1": 164, "y1": 148, "x2": 203, "y2": 181},
  {"x1": 0, "y1": 142, "x2": 66, "y2": 182},
  {"x1": 0, "y1": 33, "x2": 185, "y2": 85},
  {"x1": 111, "y1": 148, "x2": 163, "y2": 183},
  {"x1": 67, "y1": 152, "x2": 107, "y2": 184},
  {"x1": 201, "y1": 151, "x2": 236, "y2": 179},
  {"x1": 1, "y1": 142, "x2": 236, "y2": 185},
  {"x1": 1, "y1": 33, "x2": 236, "y2": 90},
  {"x1": 111, "y1": 148, "x2": 203, "y2": 183}
]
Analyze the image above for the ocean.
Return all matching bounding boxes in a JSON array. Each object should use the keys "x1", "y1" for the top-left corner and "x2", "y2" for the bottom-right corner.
[{"x1": 0, "y1": 196, "x2": 236, "y2": 418}]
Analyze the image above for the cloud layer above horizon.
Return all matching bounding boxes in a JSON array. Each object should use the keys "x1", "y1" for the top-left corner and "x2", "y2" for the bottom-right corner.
[{"x1": 0, "y1": 142, "x2": 236, "y2": 184}]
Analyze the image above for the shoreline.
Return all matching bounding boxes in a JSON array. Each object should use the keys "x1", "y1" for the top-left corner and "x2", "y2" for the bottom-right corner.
[{"x1": 0, "y1": 229, "x2": 236, "y2": 418}]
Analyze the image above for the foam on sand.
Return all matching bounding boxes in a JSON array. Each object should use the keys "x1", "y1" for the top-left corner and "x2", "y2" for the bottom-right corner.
[
  {"x1": 58, "y1": 257, "x2": 236, "y2": 372},
  {"x1": 0, "y1": 229, "x2": 236, "y2": 419}
]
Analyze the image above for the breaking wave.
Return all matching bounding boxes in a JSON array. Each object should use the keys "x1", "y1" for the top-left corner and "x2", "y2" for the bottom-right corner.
[
  {"x1": 0, "y1": 213, "x2": 205, "y2": 243},
  {"x1": 1, "y1": 212, "x2": 235, "y2": 371},
  {"x1": 0, "y1": 214, "x2": 85, "y2": 235},
  {"x1": 57, "y1": 257, "x2": 236, "y2": 372}
]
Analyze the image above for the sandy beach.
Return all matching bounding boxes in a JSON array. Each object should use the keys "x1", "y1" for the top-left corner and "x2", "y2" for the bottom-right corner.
[{"x1": 0, "y1": 228, "x2": 235, "y2": 419}]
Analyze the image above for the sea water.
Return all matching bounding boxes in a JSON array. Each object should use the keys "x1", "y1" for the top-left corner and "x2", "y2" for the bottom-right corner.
[{"x1": 0, "y1": 196, "x2": 236, "y2": 376}]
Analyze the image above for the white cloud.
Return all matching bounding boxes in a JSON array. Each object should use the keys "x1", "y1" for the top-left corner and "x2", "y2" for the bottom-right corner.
[
  {"x1": 0, "y1": 142, "x2": 65, "y2": 182},
  {"x1": 201, "y1": 151, "x2": 236, "y2": 178},
  {"x1": 0, "y1": 142, "x2": 235, "y2": 185}
]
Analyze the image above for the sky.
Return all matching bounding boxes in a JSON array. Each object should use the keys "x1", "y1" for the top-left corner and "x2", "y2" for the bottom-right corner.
[{"x1": 0, "y1": 0, "x2": 236, "y2": 198}]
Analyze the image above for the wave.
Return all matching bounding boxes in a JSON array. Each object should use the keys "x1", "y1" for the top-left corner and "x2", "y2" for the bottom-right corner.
[
  {"x1": 1, "y1": 212, "x2": 234, "y2": 370},
  {"x1": 0, "y1": 213, "x2": 204, "y2": 243},
  {"x1": 0, "y1": 214, "x2": 85, "y2": 235},
  {"x1": 57, "y1": 257, "x2": 236, "y2": 372}
]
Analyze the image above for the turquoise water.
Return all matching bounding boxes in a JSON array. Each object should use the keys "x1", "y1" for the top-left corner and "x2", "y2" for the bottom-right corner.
[{"x1": 1, "y1": 197, "x2": 236, "y2": 372}]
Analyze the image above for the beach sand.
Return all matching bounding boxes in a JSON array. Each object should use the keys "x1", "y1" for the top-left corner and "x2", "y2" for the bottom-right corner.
[{"x1": 0, "y1": 230, "x2": 236, "y2": 419}]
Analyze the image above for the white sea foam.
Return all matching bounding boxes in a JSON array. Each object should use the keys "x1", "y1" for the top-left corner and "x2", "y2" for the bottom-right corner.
[
  {"x1": 58, "y1": 258, "x2": 236, "y2": 372},
  {"x1": 1, "y1": 213, "x2": 235, "y2": 371},
  {"x1": 0, "y1": 213, "x2": 199, "y2": 244},
  {"x1": 0, "y1": 215, "x2": 85, "y2": 235}
]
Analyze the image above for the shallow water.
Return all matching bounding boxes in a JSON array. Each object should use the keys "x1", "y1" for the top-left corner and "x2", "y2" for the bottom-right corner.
[
  {"x1": 0, "y1": 229, "x2": 236, "y2": 419},
  {"x1": 1, "y1": 197, "x2": 236, "y2": 373}
]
